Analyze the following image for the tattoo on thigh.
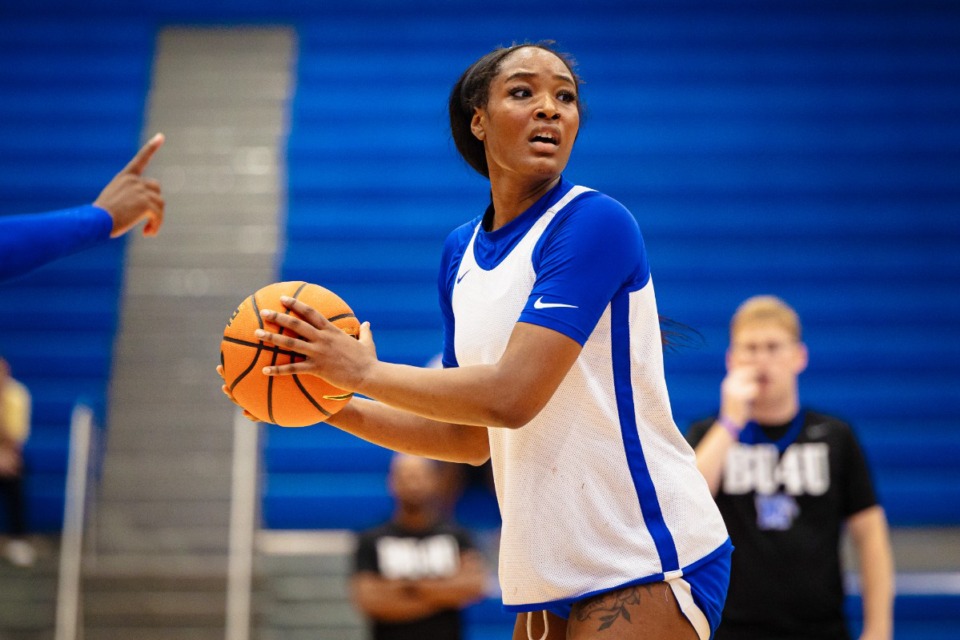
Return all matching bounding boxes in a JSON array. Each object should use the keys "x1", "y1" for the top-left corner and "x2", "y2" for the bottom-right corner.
[{"x1": 574, "y1": 585, "x2": 654, "y2": 631}]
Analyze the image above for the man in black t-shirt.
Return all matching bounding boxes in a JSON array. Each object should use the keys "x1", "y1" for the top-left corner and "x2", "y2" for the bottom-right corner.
[
  {"x1": 686, "y1": 296, "x2": 894, "y2": 640},
  {"x1": 351, "y1": 454, "x2": 487, "y2": 640}
]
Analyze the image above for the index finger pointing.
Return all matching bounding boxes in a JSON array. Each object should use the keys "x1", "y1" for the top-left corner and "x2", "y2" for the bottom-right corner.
[{"x1": 124, "y1": 132, "x2": 165, "y2": 175}]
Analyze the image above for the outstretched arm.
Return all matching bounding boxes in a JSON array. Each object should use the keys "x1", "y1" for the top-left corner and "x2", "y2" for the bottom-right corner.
[
  {"x1": 256, "y1": 299, "x2": 583, "y2": 430},
  {"x1": 217, "y1": 365, "x2": 491, "y2": 465},
  {"x1": 0, "y1": 134, "x2": 165, "y2": 282},
  {"x1": 328, "y1": 397, "x2": 492, "y2": 466}
]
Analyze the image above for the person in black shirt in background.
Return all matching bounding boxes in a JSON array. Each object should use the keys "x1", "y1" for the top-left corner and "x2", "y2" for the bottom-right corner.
[
  {"x1": 351, "y1": 453, "x2": 487, "y2": 640},
  {"x1": 686, "y1": 295, "x2": 894, "y2": 640}
]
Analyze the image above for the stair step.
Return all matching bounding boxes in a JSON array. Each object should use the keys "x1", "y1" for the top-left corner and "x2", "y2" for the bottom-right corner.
[
  {"x1": 96, "y1": 499, "x2": 232, "y2": 528},
  {"x1": 85, "y1": 629, "x2": 224, "y2": 640},
  {"x1": 84, "y1": 591, "x2": 225, "y2": 624},
  {"x1": 94, "y1": 526, "x2": 231, "y2": 555},
  {"x1": 0, "y1": 602, "x2": 57, "y2": 631}
]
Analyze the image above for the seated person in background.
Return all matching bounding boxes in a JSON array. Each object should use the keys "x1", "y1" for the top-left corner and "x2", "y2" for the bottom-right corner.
[
  {"x1": 0, "y1": 357, "x2": 34, "y2": 567},
  {"x1": 351, "y1": 453, "x2": 487, "y2": 640},
  {"x1": 686, "y1": 295, "x2": 894, "y2": 640}
]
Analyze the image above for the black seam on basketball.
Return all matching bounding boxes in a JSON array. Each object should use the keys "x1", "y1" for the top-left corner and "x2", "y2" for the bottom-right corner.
[
  {"x1": 222, "y1": 336, "x2": 302, "y2": 358},
  {"x1": 292, "y1": 375, "x2": 333, "y2": 418},
  {"x1": 290, "y1": 282, "x2": 354, "y2": 325},
  {"x1": 266, "y1": 349, "x2": 279, "y2": 424},
  {"x1": 228, "y1": 296, "x2": 262, "y2": 393},
  {"x1": 267, "y1": 334, "x2": 282, "y2": 424},
  {"x1": 266, "y1": 285, "x2": 306, "y2": 424},
  {"x1": 263, "y1": 290, "x2": 283, "y2": 424},
  {"x1": 253, "y1": 293, "x2": 264, "y2": 330},
  {"x1": 267, "y1": 377, "x2": 275, "y2": 423},
  {"x1": 223, "y1": 335, "x2": 268, "y2": 348}
]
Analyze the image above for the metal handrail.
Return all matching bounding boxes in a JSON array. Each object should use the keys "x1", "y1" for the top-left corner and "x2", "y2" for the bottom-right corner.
[
  {"x1": 54, "y1": 403, "x2": 98, "y2": 640},
  {"x1": 225, "y1": 409, "x2": 260, "y2": 640}
]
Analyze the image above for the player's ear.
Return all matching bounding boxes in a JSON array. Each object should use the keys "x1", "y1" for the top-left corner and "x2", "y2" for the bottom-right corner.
[
  {"x1": 793, "y1": 342, "x2": 809, "y2": 375},
  {"x1": 471, "y1": 108, "x2": 485, "y2": 141}
]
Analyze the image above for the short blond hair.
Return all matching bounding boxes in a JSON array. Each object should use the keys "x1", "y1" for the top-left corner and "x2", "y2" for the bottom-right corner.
[{"x1": 730, "y1": 295, "x2": 802, "y2": 341}]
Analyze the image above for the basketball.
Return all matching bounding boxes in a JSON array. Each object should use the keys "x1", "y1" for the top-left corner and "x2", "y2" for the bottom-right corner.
[{"x1": 220, "y1": 281, "x2": 360, "y2": 426}]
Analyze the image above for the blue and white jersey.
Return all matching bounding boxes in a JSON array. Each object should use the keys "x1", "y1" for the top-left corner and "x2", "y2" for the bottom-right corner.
[{"x1": 438, "y1": 178, "x2": 729, "y2": 610}]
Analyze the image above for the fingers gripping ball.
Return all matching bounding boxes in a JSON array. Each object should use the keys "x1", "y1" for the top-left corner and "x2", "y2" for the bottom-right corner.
[{"x1": 221, "y1": 281, "x2": 360, "y2": 426}]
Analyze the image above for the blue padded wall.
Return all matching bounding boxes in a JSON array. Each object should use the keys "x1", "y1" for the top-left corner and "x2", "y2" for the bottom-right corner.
[
  {"x1": 0, "y1": 3, "x2": 956, "y2": 637},
  {"x1": 267, "y1": 1, "x2": 960, "y2": 531},
  {"x1": 0, "y1": 16, "x2": 154, "y2": 531},
  {"x1": 3, "y1": 0, "x2": 956, "y2": 535}
]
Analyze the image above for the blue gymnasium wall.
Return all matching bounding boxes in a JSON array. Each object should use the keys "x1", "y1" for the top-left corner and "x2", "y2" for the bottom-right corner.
[
  {"x1": 0, "y1": 16, "x2": 155, "y2": 531},
  {"x1": 1, "y1": 1, "x2": 958, "y2": 534},
  {"x1": 267, "y1": 1, "x2": 960, "y2": 530}
]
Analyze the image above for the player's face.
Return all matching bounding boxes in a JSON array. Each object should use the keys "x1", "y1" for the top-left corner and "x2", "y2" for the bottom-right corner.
[
  {"x1": 471, "y1": 47, "x2": 580, "y2": 183},
  {"x1": 728, "y1": 323, "x2": 807, "y2": 405}
]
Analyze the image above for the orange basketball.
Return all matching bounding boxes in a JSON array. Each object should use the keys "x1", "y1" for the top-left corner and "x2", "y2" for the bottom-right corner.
[{"x1": 220, "y1": 281, "x2": 360, "y2": 427}]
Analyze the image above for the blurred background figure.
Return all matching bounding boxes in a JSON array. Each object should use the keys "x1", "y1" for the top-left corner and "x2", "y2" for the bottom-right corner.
[
  {"x1": 423, "y1": 353, "x2": 497, "y2": 521},
  {"x1": 0, "y1": 357, "x2": 34, "y2": 568},
  {"x1": 351, "y1": 453, "x2": 487, "y2": 640},
  {"x1": 686, "y1": 296, "x2": 894, "y2": 640}
]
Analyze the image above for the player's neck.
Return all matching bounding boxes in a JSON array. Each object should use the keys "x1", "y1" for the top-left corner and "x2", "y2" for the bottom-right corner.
[{"x1": 487, "y1": 174, "x2": 560, "y2": 230}]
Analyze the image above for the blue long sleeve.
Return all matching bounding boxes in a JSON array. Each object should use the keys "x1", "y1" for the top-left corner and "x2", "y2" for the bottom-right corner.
[{"x1": 0, "y1": 205, "x2": 113, "y2": 282}]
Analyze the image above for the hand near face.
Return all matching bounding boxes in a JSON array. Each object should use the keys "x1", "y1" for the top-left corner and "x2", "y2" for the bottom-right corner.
[{"x1": 720, "y1": 365, "x2": 760, "y2": 427}]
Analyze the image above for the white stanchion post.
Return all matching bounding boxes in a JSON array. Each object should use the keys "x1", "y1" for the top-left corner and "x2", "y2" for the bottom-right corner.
[
  {"x1": 54, "y1": 404, "x2": 93, "y2": 640},
  {"x1": 225, "y1": 410, "x2": 259, "y2": 640}
]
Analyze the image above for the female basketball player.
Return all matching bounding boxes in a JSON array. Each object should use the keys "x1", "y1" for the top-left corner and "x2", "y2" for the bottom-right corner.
[{"x1": 224, "y1": 43, "x2": 731, "y2": 640}]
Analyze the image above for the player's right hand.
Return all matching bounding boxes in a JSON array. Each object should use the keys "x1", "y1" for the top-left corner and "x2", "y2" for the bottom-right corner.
[{"x1": 719, "y1": 365, "x2": 759, "y2": 427}]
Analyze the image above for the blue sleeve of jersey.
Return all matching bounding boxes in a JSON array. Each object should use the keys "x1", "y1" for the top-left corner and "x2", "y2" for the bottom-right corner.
[
  {"x1": 0, "y1": 205, "x2": 113, "y2": 282},
  {"x1": 437, "y1": 220, "x2": 478, "y2": 368},
  {"x1": 519, "y1": 193, "x2": 649, "y2": 345}
]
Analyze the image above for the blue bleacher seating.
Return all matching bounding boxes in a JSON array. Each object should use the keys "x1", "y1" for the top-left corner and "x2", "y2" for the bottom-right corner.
[
  {"x1": 2, "y1": 2, "x2": 958, "y2": 636},
  {"x1": 268, "y1": 1, "x2": 960, "y2": 533}
]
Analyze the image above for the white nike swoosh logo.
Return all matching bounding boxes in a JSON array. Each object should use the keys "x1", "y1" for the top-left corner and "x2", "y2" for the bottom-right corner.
[{"x1": 533, "y1": 296, "x2": 578, "y2": 310}]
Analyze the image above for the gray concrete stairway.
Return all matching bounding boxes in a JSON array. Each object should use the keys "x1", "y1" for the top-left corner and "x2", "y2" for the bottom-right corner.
[
  {"x1": 253, "y1": 531, "x2": 365, "y2": 640},
  {"x1": 0, "y1": 537, "x2": 58, "y2": 640},
  {"x1": 81, "y1": 27, "x2": 293, "y2": 639}
]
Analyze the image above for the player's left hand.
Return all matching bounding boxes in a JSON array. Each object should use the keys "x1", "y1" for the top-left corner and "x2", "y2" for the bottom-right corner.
[
  {"x1": 255, "y1": 296, "x2": 377, "y2": 392},
  {"x1": 215, "y1": 364, "x2": 258, "y2": 421}
]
